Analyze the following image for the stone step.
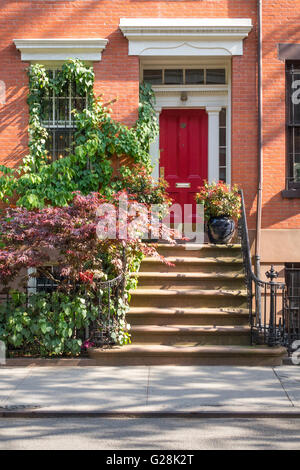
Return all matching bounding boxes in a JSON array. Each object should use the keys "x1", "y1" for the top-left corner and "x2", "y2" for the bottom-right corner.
[
  {"x1": 156, "y1": 243, "x2": 242, "y2": 258},
  {"x1": 140, "y1": 257, "x2": 244, "y2": 273},
  {"x1": 130, "y1": 288, "x2": 248, "y2": 309},
  {"x1": 134, "y1": 272, "x2": 245, "y2": 290},
  {"x1": 127, "y1": 307, "x2": 249, "y2": 326},
  {"x1": 88, "y1": 345, "x2": 287, "y2": 367},
  {"x1": 130, "y1": 325, "x2": 251, "y2": 346}
]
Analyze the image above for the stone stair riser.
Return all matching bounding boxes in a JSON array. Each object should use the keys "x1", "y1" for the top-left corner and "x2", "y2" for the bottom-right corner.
[
  {"x1": 88, "y1": 353, "x2": 284, "y2": 367},
  {"x1": 130, "y1": 334, "x2": 251, "y2": 346},
  {"x1": 127, "y1": 313, "x2": 250, "y2": 326},
  {"x1": 136, "y1": 278, "x2": 245, "y2": 290},
  {"x1": 130, "y1": 295, "x2": 248, "y2": 309},
  {"x1": 157, "y1": 247, "x2": 243, "y2": 258},
  {"x1": 140, "y1": 262, "x2": 244, "y2": 274}
]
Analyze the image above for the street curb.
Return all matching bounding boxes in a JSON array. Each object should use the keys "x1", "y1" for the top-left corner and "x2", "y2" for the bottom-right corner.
[{"x1": 1, "y1": 410, "x2": 300, "y2": 419}]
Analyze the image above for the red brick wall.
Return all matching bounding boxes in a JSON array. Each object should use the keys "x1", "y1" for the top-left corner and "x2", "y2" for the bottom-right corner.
[
  {"x1": 261, "y1": 0, "x2": 300, "y2": 229},
  {"x1": 0, "y1": 0, "x2": 299, "y2": 230}
]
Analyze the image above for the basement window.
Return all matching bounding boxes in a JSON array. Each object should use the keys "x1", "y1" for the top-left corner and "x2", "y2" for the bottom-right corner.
[{"x1": 28, "y1": 266, "x2": 61, "y2": 294}]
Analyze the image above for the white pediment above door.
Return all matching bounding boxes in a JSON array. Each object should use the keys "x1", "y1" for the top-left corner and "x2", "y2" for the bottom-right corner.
[{"x1": 119, "y1": 18, "x2": 253, "y2": 57}]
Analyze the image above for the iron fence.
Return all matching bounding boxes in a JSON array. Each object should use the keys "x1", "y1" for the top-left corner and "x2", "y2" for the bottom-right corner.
[{"x1": 238, "y1": 190, "x2": 299, "y2": 352}]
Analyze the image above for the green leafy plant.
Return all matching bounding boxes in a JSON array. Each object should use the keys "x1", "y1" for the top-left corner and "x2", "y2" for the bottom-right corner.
[
  {"x1": 196, "y1": 181, "x2": 241, "y2": 221},
  {"x1": 0, "y1": 60, "x2": 159, "y2": 209},
  {"x1": 0, "y1": 291, "x2": 99, "y2": 356}
]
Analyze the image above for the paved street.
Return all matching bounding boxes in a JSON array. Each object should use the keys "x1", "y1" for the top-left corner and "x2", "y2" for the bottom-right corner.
[{"x1": 1, "y1": 417, "x2": 300, "y2": 450}]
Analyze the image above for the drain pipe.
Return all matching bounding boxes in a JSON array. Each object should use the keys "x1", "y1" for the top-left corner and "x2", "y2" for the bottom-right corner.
[{"x1": 255, "y1": 0, "x2": 263, "y2": 323}]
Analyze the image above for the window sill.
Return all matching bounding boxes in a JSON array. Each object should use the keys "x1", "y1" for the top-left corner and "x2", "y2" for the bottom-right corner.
[{"x1": 281, "y1": 189, "x2": 300, "y2": 198}]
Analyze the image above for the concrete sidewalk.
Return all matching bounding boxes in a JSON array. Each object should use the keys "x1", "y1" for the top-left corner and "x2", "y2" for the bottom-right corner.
[{"x1": 0, "y1": 366, "x2": 300, "y2": 417}]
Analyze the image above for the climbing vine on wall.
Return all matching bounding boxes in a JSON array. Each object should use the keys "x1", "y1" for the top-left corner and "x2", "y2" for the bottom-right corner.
[{"x1": 0, "y1": 59, "x2": 159, "y2": 209}]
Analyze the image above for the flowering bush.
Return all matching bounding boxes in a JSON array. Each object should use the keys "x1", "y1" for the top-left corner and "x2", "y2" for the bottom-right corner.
[
  {"x1": 195, "y1": 181, "x2": 241, "y2": 221},
  {"x1": 0, "y1": 190, "x2": 175, "y2": 286},
  {"x1": 113, "y1": 163, "x2": 173, "y2": 208}
]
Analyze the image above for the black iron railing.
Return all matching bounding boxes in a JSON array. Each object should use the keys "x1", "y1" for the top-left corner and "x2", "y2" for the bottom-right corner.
[
  {"x1": 238, "y1": 190, "x2": 287, "y2": 347},
  {"x1": 91, "y1": 271, "x2": 127, "y2": 347}
]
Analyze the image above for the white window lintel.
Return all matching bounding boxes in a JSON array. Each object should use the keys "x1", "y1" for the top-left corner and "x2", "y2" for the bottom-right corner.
[
  {"x1": 14, "y1": 38, "x2": 108, "y2": 62},
  {"x1": 120, "y1": 18, "x2": 252, "y2": 56}
]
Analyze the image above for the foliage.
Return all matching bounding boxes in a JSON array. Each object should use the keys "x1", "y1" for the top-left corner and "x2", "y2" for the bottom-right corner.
[
  {"x1": 0, "y1": 191, "x2": 176, "y2": 351},
  {"x1": 0, "y1": 60, "x2": 159, "y2": 209},
  {"x1": 0, "y1": 290, "x2": 99, "y2": 356},
  {"x1": 112, "y1": 163, "x2": 173, "y2": 207},
  {"x1": 0, "y1": 190, "x2": 174, "y2": 285},
  {"x1": 195, "y1": 181, "x2": 241, "y2": 221}
]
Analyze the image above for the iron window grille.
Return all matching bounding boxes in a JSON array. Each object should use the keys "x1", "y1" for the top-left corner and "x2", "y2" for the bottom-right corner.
[
  {"x1": 286, "y1": 62, "x2": 300, "y2": 189},
  {"x1": 285, "y1": 263, "x2": 300, "y2": 313},
  {"x1": 28, "y1": 266, "x2": 61, "y2": 294},
  {"x1": 41, "y1": 69, "x2": 87, "y2": 162},
  {"x1": 285, "y1": 263, "x2": 300, "y2": 343}
]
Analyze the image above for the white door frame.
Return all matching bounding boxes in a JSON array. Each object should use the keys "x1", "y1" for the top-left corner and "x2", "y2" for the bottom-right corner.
[{"x1": 145, "y1": 59, "x2": 231, "y2": 185}]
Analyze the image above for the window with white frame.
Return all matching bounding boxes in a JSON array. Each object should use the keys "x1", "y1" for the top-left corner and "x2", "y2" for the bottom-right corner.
[
  {"x1": 143, "y1": 67, "x2": 226, "y2": 86},
  {"x1": 41, "y1": 69, "x2": 87, "y2": 162}
]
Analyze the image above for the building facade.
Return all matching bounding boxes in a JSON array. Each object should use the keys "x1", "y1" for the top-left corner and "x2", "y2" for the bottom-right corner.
[{"x1": 0, "y1": 0, "x2": 300, "y2": 289}]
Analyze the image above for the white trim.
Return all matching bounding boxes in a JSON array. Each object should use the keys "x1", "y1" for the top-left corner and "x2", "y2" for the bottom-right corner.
[
  {"x1": 14, "y1": 38, "x2": 108, "y2": 62},
  {"x1": 120, "y1": 18, "x2": 252, "y2": 57},
  {"x1": 28, "y1": 267, "x2": 37, "y2": 295},
  {"x1": 206, "y1": 107, "x2": 222, "y2": 182},
  {"x1": 226, "y1": 64, "x2": 232, "y2": 186}
]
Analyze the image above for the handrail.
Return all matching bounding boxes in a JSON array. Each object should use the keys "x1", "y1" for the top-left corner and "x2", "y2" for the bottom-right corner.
[
  {"x1": 238, "y1": 190, "x2": 265, "y2": 287},
  {"x1": 238, "y1": 189, "x2": 287, "y2": 347}
]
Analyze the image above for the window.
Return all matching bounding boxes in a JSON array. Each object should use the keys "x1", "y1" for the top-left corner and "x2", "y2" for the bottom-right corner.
[
  {"x1": 285, "y1": 264, "x2": 300, "y2": 338},
  {"x1": 41, "y1": 69, "x2": 87, "y2": 162},
  {"x1": 219, "y1": 108, "x2": 227, "y2": 182},
  {"x1": 28, "y1": 266, "x2": 61, "y2": 294},
  {"x1": 143, "y1": 67, "x2": 226, "y2": 86},
  {"x1": 164, "y1": 69, "x2": 183, "y2": 85},
  {"x1": 185, "y1": 69, "x2": 204, "y2": 85},
  {"x1": 206, "y1": 68, "x2": 226, "y2": 85},
  {"x1": 286, "y1": 62, "x2": 300, "y2": 188},
  {"x1": 143, "y1": 69, "x2": 163, "y2": 84}
]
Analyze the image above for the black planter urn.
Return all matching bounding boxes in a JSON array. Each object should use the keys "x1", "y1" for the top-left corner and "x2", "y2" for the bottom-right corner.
[{"x1": 207, "y1": 216, "x2": 235, "y2": 244}]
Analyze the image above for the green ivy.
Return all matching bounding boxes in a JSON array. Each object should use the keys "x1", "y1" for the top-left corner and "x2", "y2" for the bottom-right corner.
[
  {"x1": 0, "y1": 59, "x2": 158, "y2": 209},
  {"x1": 0, "y1": 290, "x2": 99, "y2": 356}
]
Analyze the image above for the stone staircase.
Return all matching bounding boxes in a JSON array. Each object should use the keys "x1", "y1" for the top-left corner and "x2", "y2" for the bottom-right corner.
[{"x1": 89, "y1": 244, "x2": 286, "y2": 366}]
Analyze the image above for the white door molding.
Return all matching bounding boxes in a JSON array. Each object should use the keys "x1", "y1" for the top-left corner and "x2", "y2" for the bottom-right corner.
[
  {"x1": 149, "y1": 87, "x2": 229, "y2": 183},
  {"x1": 206, "y1": 107, "x2": 222, "y2": 183}
]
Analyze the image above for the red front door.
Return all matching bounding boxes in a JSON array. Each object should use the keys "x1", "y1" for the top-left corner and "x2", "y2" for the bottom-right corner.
[{"x1": 159, "y1": 109, "x2": 208, "y2": 223}]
